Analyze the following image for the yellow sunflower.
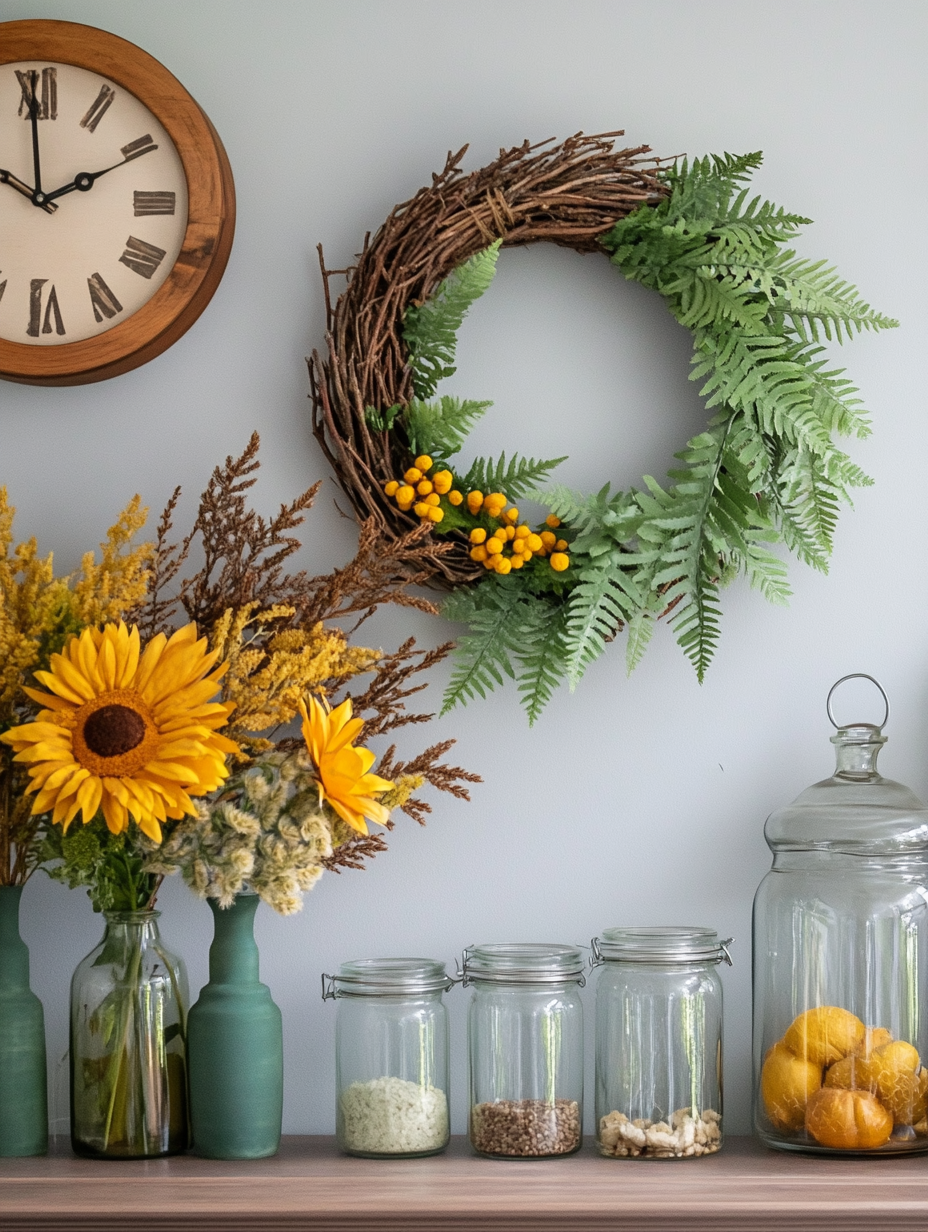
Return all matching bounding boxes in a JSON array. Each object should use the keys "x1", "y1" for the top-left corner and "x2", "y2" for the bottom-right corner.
[
  {"x1": 0, "y1": 621, "x2": 238, "y2": 842},
  {"x1": 297, "y1": 695, "x2": 392, "y2": 835}
]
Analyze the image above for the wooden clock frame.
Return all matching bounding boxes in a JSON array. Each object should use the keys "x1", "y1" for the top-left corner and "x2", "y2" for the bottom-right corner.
[{"x1": 0, "y1": 19, "x2": 236, "y2": 386}]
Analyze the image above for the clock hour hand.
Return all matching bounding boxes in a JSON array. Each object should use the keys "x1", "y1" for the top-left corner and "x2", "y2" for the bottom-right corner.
[
  {"x1": 39, "y1": 135, "x2": 158, "y2": 207},
  {"x1": 0, "y1": 168, "x2": 57, "y2": 213}
]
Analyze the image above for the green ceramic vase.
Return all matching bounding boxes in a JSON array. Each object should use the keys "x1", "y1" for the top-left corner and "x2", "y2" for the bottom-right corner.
[
  {"x1": 188, "y1": 893, "x2": 283, "y2": 1158},
  {"x1": 0, "y1": 884, "x2": 48, "y2": 1156}
]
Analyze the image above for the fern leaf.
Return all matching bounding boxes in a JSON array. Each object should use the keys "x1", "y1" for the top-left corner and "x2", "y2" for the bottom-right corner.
[
  {"x1": 513, "y1": 600, "x2": 570, "y2": 725},
  {"x1": 624, "y1": 608, "x2": 655, "y2": 674},
  {"x1": 441, "y1": 579, "x2": 524, "y2": 712},
  {"x1": 404, "y1": 396, "x2": 492, "y2": 457},
  {"x1": 404, "y1": 240, "x2": 502, "y2": 398},
  {"x1": 462, "y1": 452, "x2": 567, "y2": 500},
  {"x1": 563, "y1": 557, "x2": 641, "y2": 687}
]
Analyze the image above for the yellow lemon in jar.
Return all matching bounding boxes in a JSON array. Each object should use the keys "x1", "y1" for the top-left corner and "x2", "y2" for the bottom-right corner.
[
  {"x1": 805, "y1": 1086, "x2": 893, "y2": 1150},
  {"x1": 761, "y1": 1041, "x2": 822, "y2": 1131},
  {"x1": 783, "y1": 1006, "x2": 866, "y2": 1066},
  {"x1": 873, "y1": 1040, "x2": 920, "y2": 1073},
  {"x1": 868, "y1": 1041, "x2": 924, "y2": 1124}
]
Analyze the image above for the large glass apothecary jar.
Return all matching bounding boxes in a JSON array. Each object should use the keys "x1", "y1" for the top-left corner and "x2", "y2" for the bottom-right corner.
[
  {"x1": 463, "y1": 943, "x2": 585, "y2": 1158},
  {"x1": 754, "y1": 675, "x2": 928, "y2": 1155},
  {"x1": 323, "y1": 958, "x2": 453, "y2": 1157},
  {"x1": 592, "y1": 926, "x2": 730, "y2": 1159}
]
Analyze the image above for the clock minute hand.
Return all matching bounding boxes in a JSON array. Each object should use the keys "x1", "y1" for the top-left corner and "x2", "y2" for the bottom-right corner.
[
  {"x1": 27, "y1": 72, "x2": 42, "y2": 196},
  {"x1": 39, "y1": 135, "x2": 159, "y2": 206},
  {"x1": 0, "y1": 168, "x2": 57, "y2": 213}
]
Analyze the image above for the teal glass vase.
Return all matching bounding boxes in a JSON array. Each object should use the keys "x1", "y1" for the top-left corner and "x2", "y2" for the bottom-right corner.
[
  {"x1": 0, "y1": 884, "x2": 48, "y2": 1156},
  {"x1": 188, "y1": 893, "x2": 283, "y2": 1158}
]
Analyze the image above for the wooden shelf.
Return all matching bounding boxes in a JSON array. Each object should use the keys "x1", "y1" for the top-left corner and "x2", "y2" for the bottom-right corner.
[{"x1": 3, "y1": 1135, "x2": 928, "y2": 1231}]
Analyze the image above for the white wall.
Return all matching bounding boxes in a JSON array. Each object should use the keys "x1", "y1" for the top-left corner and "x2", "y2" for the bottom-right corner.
[{"x1": 2, "y1": 0, "x2": 927, "y2": 1137}]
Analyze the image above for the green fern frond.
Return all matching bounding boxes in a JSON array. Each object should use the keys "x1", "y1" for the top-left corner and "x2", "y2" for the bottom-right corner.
[
  {"x1": 404, "y1": 240, "x2": 502, "y2": 398},
  {"x1": 441, "y1": 580, "x2": 525, "y2": 711},
  {"x1": 404, "y1": 396, "x2": 492, "y2": 457},
  {"x1": 624, "y1": 608, "x2": 655, "y2": 674},
  {"x1": 513, "y1": 600, "x2": 570, "y2": 725},
  {"x1": 563, "y1": 557, "x2": 641, "y2": 687},
  {"x1": 365, "y1": 404, "x2": 402, "y2": 432},
  {"x1": 462, "y1": 452, "x2": 567, "y2": 500}
]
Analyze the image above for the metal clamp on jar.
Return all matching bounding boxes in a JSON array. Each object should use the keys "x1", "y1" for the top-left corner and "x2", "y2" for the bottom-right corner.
[
  {"x1": 591, "y1": 926, "x2": 731, "y2": 1160},
  {"x1": 322, "y1": 958, "x2": 454, "y2": 1157},
  {"x1": 754, "y1": 674, "x2": 928, "y2": 1155},
  {"x1": 461, "y1": 943, "x2": 585, "y2": 1158}
]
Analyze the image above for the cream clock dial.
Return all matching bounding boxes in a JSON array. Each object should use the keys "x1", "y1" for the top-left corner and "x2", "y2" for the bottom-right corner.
[{"x1": 0, "y1": 61, "x2": 188, "y2": 345}]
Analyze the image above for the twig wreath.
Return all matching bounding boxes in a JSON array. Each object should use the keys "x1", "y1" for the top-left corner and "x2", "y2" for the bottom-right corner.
[{"x1": 309, "y1": 133, "x2": 896, "y2": 723}]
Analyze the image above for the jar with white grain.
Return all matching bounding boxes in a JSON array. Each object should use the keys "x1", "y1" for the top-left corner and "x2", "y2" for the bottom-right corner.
[{"x1": 322, "y1": 958, "x2": 453, "y2": 1157}]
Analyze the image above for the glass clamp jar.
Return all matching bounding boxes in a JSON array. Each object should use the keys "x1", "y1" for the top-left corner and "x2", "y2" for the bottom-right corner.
[
  {"x1": 462, "y1": 943, "x2": 585, "y2": 1159},
  {"x1": 591, "y1": 927, "x2": 732, "y2": 1160},
  {"x1": 322, "y1": 958, "x2": 454, "y2": 1157},
  {"x1": 754, "y1": 674, "x2": 928, "y2": 1156}
]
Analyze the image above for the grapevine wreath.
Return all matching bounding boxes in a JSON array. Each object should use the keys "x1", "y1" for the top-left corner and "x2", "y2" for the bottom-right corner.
[{"x1": 309, "y1": 133, "x2": 896, "y2": 722}]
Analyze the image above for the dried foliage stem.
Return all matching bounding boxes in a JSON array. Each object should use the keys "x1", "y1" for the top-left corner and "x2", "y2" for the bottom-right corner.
[
  {"x1": 130, "y1": 434, "x2": 479, "y2": 880},
  {"x1": 308, "y1": 133, "x2": 669, "y2": 585}
]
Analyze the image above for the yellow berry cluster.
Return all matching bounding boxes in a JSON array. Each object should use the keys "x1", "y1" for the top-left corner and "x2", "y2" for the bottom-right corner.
[
  {"x1": 383, "y1": 455, "x2": 463, "y2": 524},
  {"x1": 469, "y1": 508, "x2": 569, "y2": 574},
  {"x1": 383, "y1": 456, "x2": 570, "y2": 575}
]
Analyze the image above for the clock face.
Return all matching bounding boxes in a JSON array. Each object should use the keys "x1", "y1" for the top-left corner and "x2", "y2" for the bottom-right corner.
[{"x1": 0, "y1": 60, "x2": 189, "y2": 345}]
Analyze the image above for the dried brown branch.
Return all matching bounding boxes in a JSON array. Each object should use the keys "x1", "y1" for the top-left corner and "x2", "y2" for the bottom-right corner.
[{"x1": 308, "y1": 132, "x2": 671, "y2": 588}]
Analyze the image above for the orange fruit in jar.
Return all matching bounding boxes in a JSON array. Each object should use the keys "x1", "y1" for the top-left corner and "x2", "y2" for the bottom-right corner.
[
  {"x1": 761, "y1": 1041, "x2": 822, "y2": 1131},
  {"x1": 805, "y1": 1087, "x2": 893, "y2": 1149},
  {"x1": 873, "y1": 1040, "x2": 920, "y2": 1073},
  {"x1": 852, "y1": 1027, "x2": 893, "y2": 1058},
  {"x1": 824, "y1": 1054, "x2": 878, "y2": 1094},
  {"x1": 783, "y1": 1006, "x2": 866, "y2": 1066}
]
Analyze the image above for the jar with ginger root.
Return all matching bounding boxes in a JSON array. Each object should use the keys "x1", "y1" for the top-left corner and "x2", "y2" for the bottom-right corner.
[{"x1": 753, "y1": 675, "x2": 928, "y2": 1154}]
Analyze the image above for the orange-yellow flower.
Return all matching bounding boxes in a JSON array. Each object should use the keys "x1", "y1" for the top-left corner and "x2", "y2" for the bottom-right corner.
[
  {"x1": 0, "y1": 622, "x2": 237, "y2": 843},
  {"x1": 297, "y1": 695, "x2": 393, "y2": 835}
]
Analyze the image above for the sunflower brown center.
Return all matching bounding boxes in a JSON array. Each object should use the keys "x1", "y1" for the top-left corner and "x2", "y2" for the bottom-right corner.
[{"x1": 82, "y1": 704, "x2": 147, "y2": 759}]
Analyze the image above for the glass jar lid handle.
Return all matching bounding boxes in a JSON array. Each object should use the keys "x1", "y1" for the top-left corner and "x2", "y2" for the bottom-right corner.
[{"x1": 826, "y1": 673, "x2": 890, "y2": 730}]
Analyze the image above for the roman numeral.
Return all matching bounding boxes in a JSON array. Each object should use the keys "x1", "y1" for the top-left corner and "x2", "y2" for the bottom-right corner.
[
  {"x1": 120, "y1": 135, "x2": 158, "y2": 163},
  {"x1": 133, "y1": 190, "x2": 176, "y2": 216},
  {"x1": 80, "y1": 85, "x2": 115, "y2": 134},
  {"x1": 27, "y1": 280, "x2": 65, "y2": 337},
  {"x1": 119, "y1": 236, "x2": 167, "y2": 280},
  {"x1": 16, "y1": 68, "x2": 57, "y2": 119},
  {"x1": 87, "y1": 272, "x2": 123, "y2": 323},
  {"x1": 0, "y1": 278, "x2": 6, "y2": 303}
]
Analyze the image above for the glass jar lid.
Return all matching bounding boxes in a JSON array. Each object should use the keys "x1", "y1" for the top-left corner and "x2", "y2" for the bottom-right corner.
[
  {"x1": 461, "y1": 943, "x2": 586, "y2": 985},
  {"x1": 591, "y1": 927, "x2": 733, "y2": 966},
  {"x1": 321, "y1": 957, "x2": 454, "y2": 999}
]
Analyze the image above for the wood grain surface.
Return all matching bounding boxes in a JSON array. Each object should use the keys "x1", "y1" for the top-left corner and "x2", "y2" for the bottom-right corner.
[{"x1": 2, "y1": 1136, "x2": 928, "y2": 1231}]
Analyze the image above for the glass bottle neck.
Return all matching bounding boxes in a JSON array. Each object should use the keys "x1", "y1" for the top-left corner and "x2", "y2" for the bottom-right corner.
[{"x1": 831, "y1": 724, "x2": 886, "y2": 782}]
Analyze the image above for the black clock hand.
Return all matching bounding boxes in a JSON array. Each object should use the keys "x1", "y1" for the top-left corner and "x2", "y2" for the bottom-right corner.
[
  {"x1": 0, "y1": 168, "x2": 57, "y2": 213},
  {"x1": 27, "y1": 71, "x2": 43, "y2": 198},
  {"x1": 38, "y1": 135, "x2": 158, "y2": 207}
]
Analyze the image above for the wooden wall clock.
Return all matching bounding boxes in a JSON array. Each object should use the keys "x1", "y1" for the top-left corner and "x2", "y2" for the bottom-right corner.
[{"x1": 0, "y1": 20, "x2": 235, "y2": 386}]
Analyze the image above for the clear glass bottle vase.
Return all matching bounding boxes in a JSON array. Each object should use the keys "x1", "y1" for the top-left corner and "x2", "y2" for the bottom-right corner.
[{"x1": 70, "y1": 910, "x2": 189, "y2": 1159}]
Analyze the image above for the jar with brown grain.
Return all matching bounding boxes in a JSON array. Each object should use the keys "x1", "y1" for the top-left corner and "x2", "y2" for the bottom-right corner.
[{"x1": 463, "y1": 943, "x2": 585, "y2": 1159}]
